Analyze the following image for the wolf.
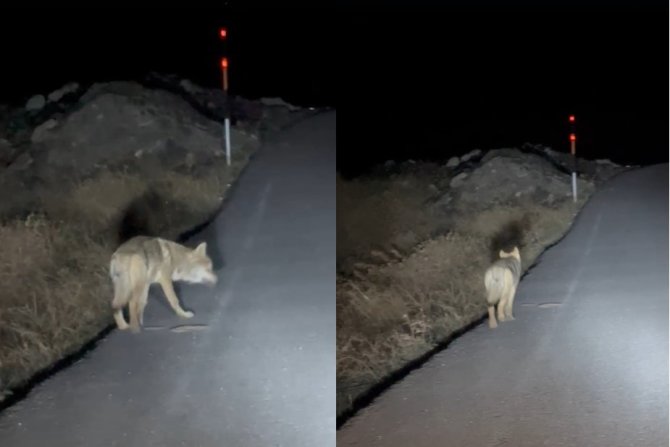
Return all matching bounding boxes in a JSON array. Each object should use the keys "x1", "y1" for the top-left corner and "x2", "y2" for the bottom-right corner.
[
  {"x1": 484, "y1": 246, "x2": 521, "y2": 329},
  {"x1": 109, "y1": 236, "x2": 218, "y2": 332}
]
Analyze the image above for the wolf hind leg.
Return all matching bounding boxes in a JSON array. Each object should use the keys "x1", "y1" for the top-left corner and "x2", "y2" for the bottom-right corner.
[
  {"x1": 487, "y1": 305, "x2": 498, "y2": 329},
  {"x1": 497, "y1": 295, "x2": 507, "y2": 322},
  {"x1": 138, "y1": 285, "x2": 150, "y2": 326},
  {"x1": 128, "y1": 284, "x2": 148, "y2": 333},
  {"x1": 114, "y1": 309, "x2": 129, "y2": 330},
  {"x1": 505, "y1": 285, "x2": 517, "y2": 320},
  {"x1": 111, "y1": 279, "x2": 131, "y2": 330}
]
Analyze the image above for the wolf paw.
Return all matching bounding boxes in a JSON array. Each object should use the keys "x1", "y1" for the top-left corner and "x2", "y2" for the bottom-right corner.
[{"x1": 180, "y1": 311, "x2": 195, "y2": 319}]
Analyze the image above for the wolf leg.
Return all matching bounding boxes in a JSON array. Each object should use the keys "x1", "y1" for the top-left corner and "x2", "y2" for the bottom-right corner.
[
  {"x1": 138, "y1": 285, "x2": 150, "y2": 326},
  {"x1": 505, "y1": 286, "x2": 517, "y2": 320},
  {"x1": 159, "y1": 276, "x2": 194, "y2": 319},
  {"x1": 113, "y1": 309, "x2": 129, "y2": 330},
  {"x1": 487, "y1": 305, "x2": 498, "y2": 329},
  {"x1": 128, "y1": 284, "x2": 146, "y2": 333},
  {"x1": 497, "y1": 297, "x2": 507, "y2": 322}
]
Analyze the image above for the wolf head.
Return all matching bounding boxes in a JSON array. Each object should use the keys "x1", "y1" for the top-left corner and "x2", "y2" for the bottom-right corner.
[
  {"x1": 173, "y1": 242, "x2": 218, "y2": 285},
  {"x1": 499, "y1": 246, "x2": 520, "y2": 262}
]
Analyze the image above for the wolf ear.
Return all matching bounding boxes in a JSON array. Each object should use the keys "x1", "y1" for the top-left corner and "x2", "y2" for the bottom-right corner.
[{"x1": 195, "y1": 242, "x2": 207, "y2": 256}]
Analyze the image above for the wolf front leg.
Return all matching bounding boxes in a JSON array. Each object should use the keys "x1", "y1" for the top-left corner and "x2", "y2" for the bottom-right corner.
[{"x1": 158, "y1": 276, "x2": 195, "y2": 319}]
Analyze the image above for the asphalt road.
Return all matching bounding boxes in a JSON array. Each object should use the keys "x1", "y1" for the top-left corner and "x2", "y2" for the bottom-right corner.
[
  {"x1": 338, "y1": 164, "x2": 668, "y2": 447},
  {"x1": 0, "y1": 112, "x2": 336, "y2": 446}
]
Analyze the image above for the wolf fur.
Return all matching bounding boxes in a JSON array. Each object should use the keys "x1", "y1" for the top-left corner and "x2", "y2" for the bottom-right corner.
[
  {"x1": 110, "y1": 236, "x2": 217, "y2": 332},
  {"x1": 484, "y1": 246, "x2": 521, "y2": 329}
]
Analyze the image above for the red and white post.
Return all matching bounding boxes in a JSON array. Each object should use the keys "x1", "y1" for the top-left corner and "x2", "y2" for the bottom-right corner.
[
  {"x1": 220, "y1": 28, "x2": 231, "y2": 166},
  {"x1": 569, "y1": 115, "x2": 577, "y2": 203}
]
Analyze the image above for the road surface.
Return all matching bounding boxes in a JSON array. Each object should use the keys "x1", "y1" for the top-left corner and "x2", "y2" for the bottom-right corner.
[
  {"x1": 338, "y1": 163, "x2": 668, "y2": 447},
  {"x1": 0, "y1": 112, "x2": 336, "y2": 446}
]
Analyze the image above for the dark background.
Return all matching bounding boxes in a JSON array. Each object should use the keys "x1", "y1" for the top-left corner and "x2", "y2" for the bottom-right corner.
[
  {"x1": 0, "y1": 7, "x2": 337, "y2": 107},
  {"x1": 336, "y1": 3, "x2": 668, "y2": 177},
  {"x1": 0, "y1": 5, "x2": 666, "y2": 178}
]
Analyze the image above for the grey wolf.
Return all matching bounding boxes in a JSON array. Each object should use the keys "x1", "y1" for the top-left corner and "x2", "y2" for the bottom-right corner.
[
  {"x1": 110, "y1": 236, "x2": 217, "y2": 332},
  {"x1": 484, "y1": 246, "x2": 521, "y2": 329}
]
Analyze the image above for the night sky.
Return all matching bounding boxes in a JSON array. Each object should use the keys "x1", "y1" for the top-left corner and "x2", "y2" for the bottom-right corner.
[
  {"x1": 0, "y1": 5, "x2": 666, "y2": 178},
  {"x1": 336, "y1": 3, "x2": 668, "y2": 176},
  {"x1": 0, "y1": 8, "x2": 337, "y2": 107}
]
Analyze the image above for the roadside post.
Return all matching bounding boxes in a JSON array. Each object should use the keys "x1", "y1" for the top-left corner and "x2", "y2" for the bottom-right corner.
[
  {"x1": 220, "y1": 27, "x2": 231, "y2": 166},
  {"x1": 569, "y1": 115, "x2": 577, "y2": 203}
]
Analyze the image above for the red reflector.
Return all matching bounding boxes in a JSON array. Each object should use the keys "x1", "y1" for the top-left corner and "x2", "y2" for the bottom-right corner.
[
  {"x1": 220, "y1": 28, "x2": 227, "y2": 39},
  {"x1": 569, "y1": 115, "x2": 575, "y2": 122},
  {"x1": 569, "y1": 134, "x2": 576, "y2": 142},
  {"x1": 221, "y1": 57, "x2": 228, "y2": 69}
]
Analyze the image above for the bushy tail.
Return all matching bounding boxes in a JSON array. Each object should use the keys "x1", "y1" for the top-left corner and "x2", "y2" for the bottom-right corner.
[
  {"x1": 116, "y1": 188, "x2": 165, "y2": 247},
  {"x1": 489, "y1": 216, "x2": 530, "y2": 262}
]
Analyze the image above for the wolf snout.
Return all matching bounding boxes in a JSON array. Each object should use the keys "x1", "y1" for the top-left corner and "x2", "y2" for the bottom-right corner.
[{"x1": 206, "y1": 273, "x2": 218, "y2": 286}]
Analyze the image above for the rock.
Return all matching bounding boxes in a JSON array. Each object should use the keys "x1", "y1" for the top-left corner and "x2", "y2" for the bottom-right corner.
[
  {"x1": 179, "y1": 79, "x2": 200, "y2": 95},
  {"x1": 0, "y1": 138, "x2": 14, "y2": 164},
  {"x1": 544, "y1": 193, "x2": 556, "y2": 206},
  {"x1": 450, "y1": 172, "x2": 468, "y2": 188},
  {"x1": 30, "y1": 119, "x2": 58, "y2": 143},
  {"x1": 446, "y1": 156, "x2": 459, "y2": 168},
  {"x1": 260, "y1": 97, "x2": 300, "y2": 111},
  {"x1": 460, "y1": 148, "x2": 482, "y2": 163},
  {"x1": 481, "y1": 148, "x2": 524, "y2": 164},
  {"x1": 7, "y1": 151, "x2": 33, "y2": 171},
  {"x1": 453, "y1": 152, "x2": 593, "y2": 209},
  {"x1": 35, "y1": 81, "x2": 259, "y2": 173},
  {"x1": 184, "y1": 152, "x2": 196, "y2": 170},
  {"x1": 435, "y1": 194, "x2": 452, "y2": 208},
  {"x1": 47, "y1": 82, "x2": 79, "y2": 102},
  {"x1": 25, "y1": 95, "x2": 46, "y2": 112}
]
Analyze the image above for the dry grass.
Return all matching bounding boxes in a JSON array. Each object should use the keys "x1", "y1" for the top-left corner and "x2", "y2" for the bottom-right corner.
[
  {"x1": 336, "y1": 172, "x2": 591, "y2": 417},
  {"x1": 0, "y1": 217, "x2": 112, "y2": 400},
  {"x1": 0, "y1": 149, "x2": 254, "y2": 401},
  {"x1": 42, "y1": 158, "x2": 237, "y2": 231},
  {"x1": 337, "y1": 173, "x2": 446, "y2": 272}
]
